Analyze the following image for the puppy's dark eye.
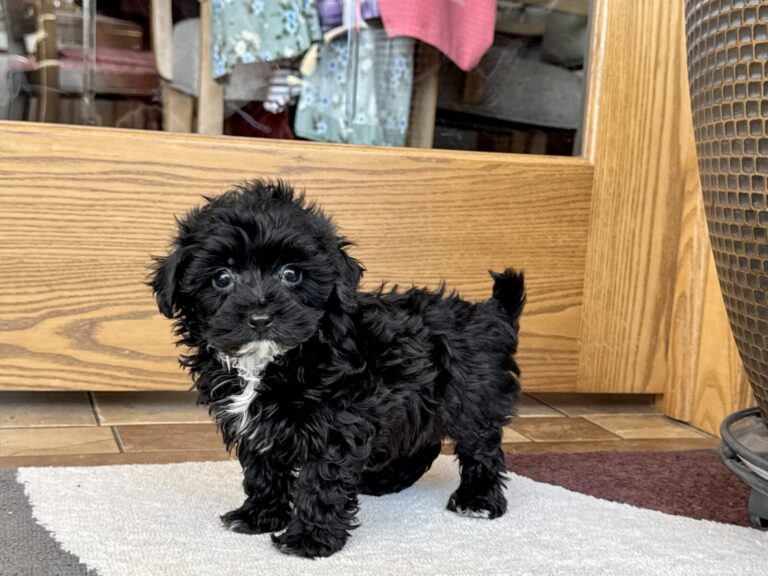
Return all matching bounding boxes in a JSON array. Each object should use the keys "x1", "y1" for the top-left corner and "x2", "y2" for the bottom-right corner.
[
  {"x1": 279, "y1": 265, "x2": 301, "y2": 285},
  {"x1": 212, "y1": 269, "x2": 233, "y2": 290}
]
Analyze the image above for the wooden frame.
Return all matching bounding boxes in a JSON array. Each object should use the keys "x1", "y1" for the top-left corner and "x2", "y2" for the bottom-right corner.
[
  {"x1": 32, "y1": 0, "x2": 59, "y2": 123},
  {"x1": 151, "y1": 0, "x2": 223, "y2": 134},
  {"x1": 0, "y1": 0, "x2": 753, "y2": 430},
  {"x1": 0, "y1": 126, "x2": 591, "y2": 391},
  {"x1": 581, "y1": 0, "x2": 749, "y2": 430},
  {"x1": 577, "y1": 0, "x2": 696, "y2": 394}
]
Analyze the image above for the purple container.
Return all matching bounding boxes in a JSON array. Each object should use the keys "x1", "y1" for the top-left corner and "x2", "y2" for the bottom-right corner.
[{"x1": 317, "y1": 0, "x2": 380, "y2": 30}]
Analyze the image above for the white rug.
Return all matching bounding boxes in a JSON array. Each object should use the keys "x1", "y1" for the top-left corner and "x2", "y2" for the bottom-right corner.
[{"x1": 17, "y1": 456, "x2": 768, "y2": 576}]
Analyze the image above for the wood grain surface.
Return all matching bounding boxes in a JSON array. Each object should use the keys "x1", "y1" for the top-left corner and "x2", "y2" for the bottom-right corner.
[
  {"x1": 685, "y1": 255, "x2": 753, "y2": 435},
  {"x1": 663, "y1": 167, "x2": 752, "y2": 435},
  {"x1": 0, "y1": 122, "x2": 592, "y2": 392},
  {"x1": 663, "y1": 123, "x2": 713, "y2": 423},
  {"x1": 657, "y1": 9, "x2": 753, "y2": 435},
  {"x1": 577, "y1": 0, "x2": 690, "y2": 393}
]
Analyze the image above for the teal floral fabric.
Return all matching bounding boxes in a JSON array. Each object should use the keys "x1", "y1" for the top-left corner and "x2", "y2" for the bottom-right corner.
[
  {"x1": 294, "y1": 27, "x2": 414, "y2": 146},
  {"x1": 210, "y1": 0, "x2": 322, "y2": 78}
]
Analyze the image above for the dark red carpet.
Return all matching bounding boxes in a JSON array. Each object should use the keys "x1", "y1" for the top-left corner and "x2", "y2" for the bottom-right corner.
[{"x1": 505, "y1": 449, "x2": 757, "y2": 527}]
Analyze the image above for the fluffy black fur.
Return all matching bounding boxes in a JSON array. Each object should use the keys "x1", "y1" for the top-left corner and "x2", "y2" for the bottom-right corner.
[{"x1": 150, "y1": 180, "x2": 525, "y2": 558}]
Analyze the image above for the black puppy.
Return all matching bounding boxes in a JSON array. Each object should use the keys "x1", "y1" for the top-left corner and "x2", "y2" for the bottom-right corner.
[{"x1": 150, "y1": 180, "x2": 525, "y2": 558}]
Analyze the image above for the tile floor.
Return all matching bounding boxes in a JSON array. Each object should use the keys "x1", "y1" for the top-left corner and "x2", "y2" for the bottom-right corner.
[{"x1": 0, "y1": 392, "x2": 718, "y2": 467}]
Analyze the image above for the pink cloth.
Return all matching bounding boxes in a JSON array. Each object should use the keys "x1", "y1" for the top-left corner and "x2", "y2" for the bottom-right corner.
[
  {"x1": 378, "y1": 0, "x2": 497, "y2": 71},
  {"x1": 58, "y1": 48, "x2": 156, "y2": 73},
  {"x1": 11, "y1": 49, "x2": 156, "y2": 75}
]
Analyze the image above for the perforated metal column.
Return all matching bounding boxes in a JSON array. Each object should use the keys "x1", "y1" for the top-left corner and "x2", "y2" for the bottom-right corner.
[{"x1": 686, "y1": 0, "x2": 768, "y2": 422}]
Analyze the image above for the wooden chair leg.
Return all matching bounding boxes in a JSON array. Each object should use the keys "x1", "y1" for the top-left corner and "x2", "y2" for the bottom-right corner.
[
  {"x1": 407, "y1": 43, "x2": 440, "y2": 149},
  {"x1": 162, "y1": 84, "x2": 194, "y2": 132},
  {"x1": 196, "y1": 0, "x2": 224, "y2": 135},
  {"x1": 35, "y1": 0, "x2": 61, "y2": 124}
]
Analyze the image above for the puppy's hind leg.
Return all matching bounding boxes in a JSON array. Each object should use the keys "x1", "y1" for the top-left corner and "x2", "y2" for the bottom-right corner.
[
  {"x1": 446, "y1": 424, "x2": 508, "y2": 519},
  {"x1": 360, "y1": 442, "x2": 442, "y2": 496}
]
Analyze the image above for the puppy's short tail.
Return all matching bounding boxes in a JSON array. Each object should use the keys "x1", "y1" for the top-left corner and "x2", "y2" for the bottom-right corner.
[{"x1": 490, "y1": 269, "x2": 526, "y2": 323}]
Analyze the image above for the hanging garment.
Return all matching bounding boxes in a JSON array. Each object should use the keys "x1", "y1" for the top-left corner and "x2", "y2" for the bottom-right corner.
[
  {"x1": 209, "y1": 0, "x2": 322, "y2": 78},
  {"x1": 378, "y1": 0, "x2": 497, "y2": 71},
  {"x1": 294, "y1": 27, "x2": 414, "y2": 146}
]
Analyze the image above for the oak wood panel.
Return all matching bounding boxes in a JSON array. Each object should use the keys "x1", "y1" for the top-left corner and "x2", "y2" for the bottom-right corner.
[
  {"x1": 686, "y1": 254, "x2": 753, "y2": 435},
  {"x1": 528, "y1": 393, "x2": 656, "y2": 416},
  {"x1": 663, "y1": 186, "x2": 752, "y2": 436},
  {"x1": 577, "y1": 0, "x2": 690, "y2": 393},
  {"x1": 658, "y1": 26, "x2": 753, "y2": 436},
  {"x1": 0, "y1": 122, "x2": 592, "y2": 392},
  {"x1": 663, "y1": 122, "x2": 713, "y2": 425},
  {"x1": 580, "y1": 0, "x2": 606, "y2": 163}
]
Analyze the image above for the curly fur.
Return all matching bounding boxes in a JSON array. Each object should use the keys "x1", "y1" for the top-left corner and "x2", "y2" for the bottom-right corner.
[{"x1": 150, "y1": 180, "x2": 525, "y2": 558}]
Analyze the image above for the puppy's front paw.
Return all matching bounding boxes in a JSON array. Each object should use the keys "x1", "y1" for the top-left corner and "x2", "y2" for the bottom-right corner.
[
  {"x1": 271, "y1": 525, "x2": 347, "y2": 558},
  {"x1": 447, "y1": 489, "x2": 507, "y2": 520},
  {"x1": 221, "y1": 504, "x2": 290, "y2": 535}
]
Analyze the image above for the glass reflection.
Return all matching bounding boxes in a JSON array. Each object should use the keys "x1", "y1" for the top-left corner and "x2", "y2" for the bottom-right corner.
[{"x1": 0, "y1": 0, "x2": 590, "y2": 156}]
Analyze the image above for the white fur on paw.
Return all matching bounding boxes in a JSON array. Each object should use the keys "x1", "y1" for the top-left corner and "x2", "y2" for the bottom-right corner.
[
  {"x1": 455, "y1": 507, "x2": 491, "y2": 519},
  {"x1": 226, "y1": 519, "x2": 246, "y2": 532}
]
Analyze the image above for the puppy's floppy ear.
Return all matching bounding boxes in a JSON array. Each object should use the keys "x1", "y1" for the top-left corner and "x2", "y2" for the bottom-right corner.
[
  {"x1": 150, "y1": 206, "x2": 203, "y2": 318},
  {"x1": 150, "y1": 248, "x2": 182, "y2": 319},
  {"x1": 333, "y1": 240, "x2": 364, "y2": 313},
  {"x1": 318, "y1": 240, "x2": 366, "y2": 378}
]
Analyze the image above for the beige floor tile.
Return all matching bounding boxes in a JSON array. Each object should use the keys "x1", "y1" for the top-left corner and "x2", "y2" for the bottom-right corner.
[
  {"x1": 528, "y1": 393, "x2": 658, "y2": 416},
  {"x1": 0, "y1": 392, "x2": 97, "y2": 428},
  {"x1": 517, "y1": 394, "x2": 565, "y2": 417},
  {"x1": 0, "y1": 426, "x2": 119, "y2": 457},
  {"x1": 0, "y1": 451, "x2": 235, "y2": 468},
  {"x1": 502, "y1": 437, "x2": 719, "y2": 455},
  {"x1": 510, "y1": 417, "x2": 621, "y2": 442},
  {"x1": 585, "y1": 415, "x2": 707, "y2": 440},
  {"x1": 116, "y1": 423, "x2": 225, "y2": 453},
  {"x1": 92, "y1": 391, "x2": 211, "y2": 425},
  {"x1": 502, "y1": 426, "x2": 531, "y2": 443}
]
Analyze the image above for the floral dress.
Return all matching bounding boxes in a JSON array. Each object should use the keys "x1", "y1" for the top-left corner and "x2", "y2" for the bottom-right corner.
[
  {"x1": 294, "y1": 27, "x2": 414, "y2": 147},
  {"x1": 209, "y1": 0, "x2": 322, "y2": 78}
]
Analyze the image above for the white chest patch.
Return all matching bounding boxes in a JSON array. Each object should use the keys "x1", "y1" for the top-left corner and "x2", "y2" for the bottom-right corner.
[{"x1": 214, "y1": 340, "x2": 284, "y2": 440}]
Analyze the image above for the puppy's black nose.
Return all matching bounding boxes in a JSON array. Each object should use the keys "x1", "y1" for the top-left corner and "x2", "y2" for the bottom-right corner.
[{"x1": 247, "y1": 312, "x2": 272, "y2": 330}]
